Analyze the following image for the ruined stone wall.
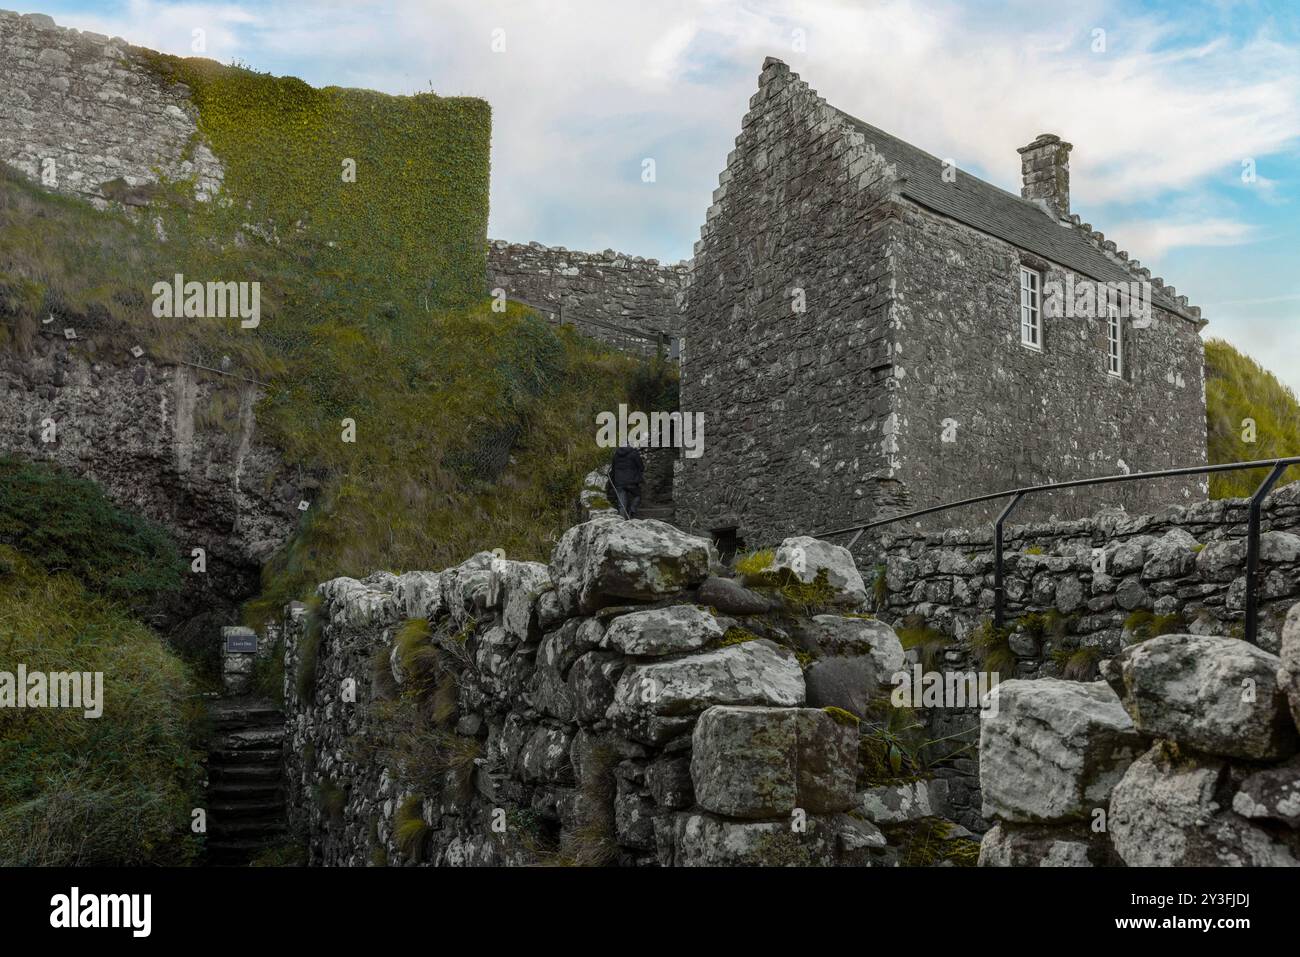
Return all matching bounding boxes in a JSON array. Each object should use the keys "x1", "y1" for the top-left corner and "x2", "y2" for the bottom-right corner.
[
  {"x1": 281, "y1": 519, "x2": 984, "y2": 867},
  {"x1": 889, "y1": 200, "x2": 1208, "y2": 527},
  {"x1": 0, "y1": 9, "x2": 223, "y2": 205},
  {"x1": 486, "y1": 240, "x2": 687, "y2": 342},
  {"x1": 675, "y1": 58, "x2": 902, "y2": 545},
  {"x1": 978, "y1": 606, "x2": 1300, "y2": 866}
]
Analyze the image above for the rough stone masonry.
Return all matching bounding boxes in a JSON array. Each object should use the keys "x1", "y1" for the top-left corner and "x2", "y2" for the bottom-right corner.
[
  {"x1": 676, "y1": 57, "x2": 1208, "y2": 546},
  {"x1": 0, "y1": 9, "x2": 223, "y2": 205},
  {"x1": 281, "y1": 517, "x2": 983, "y2": 866}
]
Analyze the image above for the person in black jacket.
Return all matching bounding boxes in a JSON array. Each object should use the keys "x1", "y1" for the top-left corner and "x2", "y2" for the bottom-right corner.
[{"x1": 609, "y1": 444, "x2": 645, "y2": 518}]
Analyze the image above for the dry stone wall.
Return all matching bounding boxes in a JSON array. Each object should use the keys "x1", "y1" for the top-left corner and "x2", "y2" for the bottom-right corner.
[
  {"x1": 486, "y1": 240, "x2": 687, "y2": 342},
  {"x1": 0, "y1": 9, "x2": 223, "y2": 205},
  {"x1": 978, "y1": 607, "x2": 1300, "y2": 866},
  {"x1": 281, "y1": 517, "x2": 982, "y2": 866},
  {"x1": 874, "y1": 481, "x2": 1300, "y2": 661}
]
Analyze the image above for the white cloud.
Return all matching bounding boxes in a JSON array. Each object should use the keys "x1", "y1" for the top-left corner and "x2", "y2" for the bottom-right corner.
[
  {"x1": 45, "y1": 0, "x2": 1300, "y2": 266},
  {"x1": 1102, "y1": 217, "x2": 1255, "y2": 258}
]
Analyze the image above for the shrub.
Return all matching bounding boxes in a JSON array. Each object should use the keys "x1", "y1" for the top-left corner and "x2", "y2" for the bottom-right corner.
[{"x1": 0, "y1": 457, "x2": 183, "y2": 614}]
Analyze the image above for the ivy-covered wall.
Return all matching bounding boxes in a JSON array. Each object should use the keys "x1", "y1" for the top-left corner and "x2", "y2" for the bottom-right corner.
[
  {"x1": 0, "y1": 10, "x2": 491, "y2": 309},
  {"x1": 137, "y1": 52, "x2": 491, "y2": 310}
]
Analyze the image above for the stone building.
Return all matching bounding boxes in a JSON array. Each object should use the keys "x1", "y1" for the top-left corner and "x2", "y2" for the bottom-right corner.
[{"x1": 676, "y1": 57, "x2": 1209, "y2": 548}]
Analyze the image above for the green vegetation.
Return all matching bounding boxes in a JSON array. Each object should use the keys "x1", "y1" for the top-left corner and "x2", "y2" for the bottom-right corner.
[
  {"x1": 0, "y1": 457, "x2": 183, "y2": 614},
  {"x1": 895, "y1": 617, "x2": 951, "y2": 673},
  {"x1": 871, "y1": 564, "x2": 888, "y2": 609},
  {"x1": 250, "y1": 842, "x2": 307, "y2": 866},
  {"x1": 0, "y1": 546, "x2": 203, "y2": 865},
  {"x1": 882, "y1": 817, "x2": 980, "y2": 867},
  {"x1": 134, "y1": 51, "x2": 491, "y2": 311},
  {"x1": 733, "y1": 549, "x2": 775, "y2": 579},
  {"x1": 1049, "y1": 643, "x2": 1103, "y2": 681},
  {"x1": 971, "y1": 620, "x2": 1017, "y2": 679},
  {"x1": 1205, "y1": 338, "x2": 1300, "y2": 497},
  {"x1": 315, "y1": 778, "x2": 345, "y2": 826},
  {"x1": 294, "y1": 597, "x2": 324, "y2": 703},
  {"x1": 1123, "y1": 609, "x2": 1186, "y2": 643},
  {"x1": 394, "y1": 795, "x2": 430, "y2": 862}
]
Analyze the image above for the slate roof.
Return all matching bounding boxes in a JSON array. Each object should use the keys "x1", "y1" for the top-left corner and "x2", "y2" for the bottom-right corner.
[{"x1": 833, "y1": 107, "x2": 1196, "y2": 321}]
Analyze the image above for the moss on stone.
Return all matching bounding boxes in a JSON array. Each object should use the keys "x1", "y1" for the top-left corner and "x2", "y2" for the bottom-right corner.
[{"x1": 823, "y1": 706, "x2": 860, "y2": 728}]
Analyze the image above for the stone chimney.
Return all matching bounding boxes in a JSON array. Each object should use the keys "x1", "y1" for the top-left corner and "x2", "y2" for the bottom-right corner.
[{"x1": 1017, "y1": 133, "x2": 1073, "y2": 218}]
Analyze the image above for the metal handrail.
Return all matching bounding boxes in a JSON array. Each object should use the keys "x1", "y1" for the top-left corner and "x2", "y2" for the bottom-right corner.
[{"x1": 816, "y1": 456, "x2": 1300, "y2": 643}]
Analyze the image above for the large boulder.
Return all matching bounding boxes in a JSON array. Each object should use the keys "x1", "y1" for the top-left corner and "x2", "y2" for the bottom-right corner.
[
  {"x1": 790, "y1": 616, "x2": 905, "y2": 717},
  {"x1": 771, "y1": 537, "x2": 868, "y2": 607},
  {"x1": 549, "y1": 517, "x2": 715, "y2": 616},
  {"x1": 606, "y1": 639, "x2": 805, "y2": 744},
  {"x1": 690, "y1": 706, "x2": 857, "y2": 818},
  {"x1": 1109, "y1": 745, "x2": 1300, "y2": 866},
  {"x1": 1279, "y1": 602, "x2": 1300, "y2": 734},
  {"x1": 980, "y1": 679, "x2": 1144, "y2": 823},
  {"x1": 697, "y1": 575, "x2": 774, "y2": 615},
  {"x1": 1102, "y1": 633, "x2": 1299, "y2": 760},
  {"x1": 601, "y1": 604, "x2": 725, "y2": 656}
]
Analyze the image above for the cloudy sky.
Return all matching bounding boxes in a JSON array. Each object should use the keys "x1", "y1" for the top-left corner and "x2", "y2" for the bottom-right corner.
[{"x1": 33, "y1": 0, "x2": 1300, "y2": 391}]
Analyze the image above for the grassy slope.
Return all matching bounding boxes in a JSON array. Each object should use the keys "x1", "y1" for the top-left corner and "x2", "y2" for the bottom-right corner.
[
  {"x1": 0, "y1": 541, "x2": 203, "y2": 866},
  {"x1": 1205, "y1": 338, "x2": 1300, "y2": 497}
]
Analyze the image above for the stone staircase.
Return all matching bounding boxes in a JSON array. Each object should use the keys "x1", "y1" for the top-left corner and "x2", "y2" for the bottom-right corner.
[
  {"x1": 205, "y1": 698, "x2": 288, "y2": 865},
  {"x1": 636, "y1": 446, "x2": 677, "y2": 524}
]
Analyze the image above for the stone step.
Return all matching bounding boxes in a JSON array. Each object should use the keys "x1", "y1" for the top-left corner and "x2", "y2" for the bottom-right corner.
[
  {"x1": 208, "y1": 781, "x2": 284, "y2": 801},
  {"x1": 206, "y1": 837, "x2": 285, "y2": 864},
  {"x1": 210, "y1": 798, "x2": 285, "y2": 816},
  {"x1": 210, "y1": 747, "x2": 283, "y2": 767},
  {"x1": 210, "y1": 763, "x2": 282, "y2": 783},
  {"x1": 208, "y1": 814, "x2": 287, "y2": 837}
]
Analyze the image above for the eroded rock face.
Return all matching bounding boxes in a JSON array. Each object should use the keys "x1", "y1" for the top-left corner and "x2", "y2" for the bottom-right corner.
[
  {"x1": 549, "y1": 517, "x2": 716, "y2": 616},
  {"x1": 980, "y1": 679, "x2": 1145, "y2": 823},
  {"x1": 1102, "y1": 633, "x2": 1299, "y2": 761},
  {"x1": 690, "y1": 706, "x2": 857, "y2": 818},
  {"x1": 1109, "y1": 745, "x2": 1300, "y2": 866},
  {"x1": 606, "y1": 639, "x2": 805, "y2": 744},
  {"x1": 860, "y1": 780, "x2": 939, "y2": 824},
  {"x1": 771, "y1": 536, "x2": 868, "y2": 607},
  {"x1": 393, "y1": 571, "x2": 443, "y2": 621},
  {"x1": 601, "y1": 604, "x2": 725, "y2": 656},
  {"x1": 791, "y1": 615, "x2": 905, "y2": 717},
  {"x1": 442, "y1": 552, "x2": 496, "y2": 629}
]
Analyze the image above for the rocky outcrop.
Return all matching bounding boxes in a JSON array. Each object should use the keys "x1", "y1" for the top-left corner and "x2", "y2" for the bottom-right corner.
[
  {"x1": 0, "y1": 334, "x2": 298, "y2": 645},
  {"x1": 282, "y1": 519, "x2": 977, "y2": 866},
  {"x1": 980, "y1": 605, "x2": 1300, "y2": 867}
]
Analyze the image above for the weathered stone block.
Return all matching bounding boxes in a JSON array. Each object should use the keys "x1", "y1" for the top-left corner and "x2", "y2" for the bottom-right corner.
[
  {"x1": 980, "y1": 678, "x2": 1144, "y2": 822},
  {"x1": 690, "y1": 706, "x2": 857, "y2": 818},
  {"x1": 1102, "y1": 633, "x2": 1298, "y2": 760}
]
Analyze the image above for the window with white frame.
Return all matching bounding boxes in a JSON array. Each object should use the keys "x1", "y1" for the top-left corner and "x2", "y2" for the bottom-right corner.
[
  {"x1": 1019, "y1": 267, "x2": 1042, "y2": 348},
  {"x1": 1107, "y1": 298, "x2": 1123, "y2": 377}
]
